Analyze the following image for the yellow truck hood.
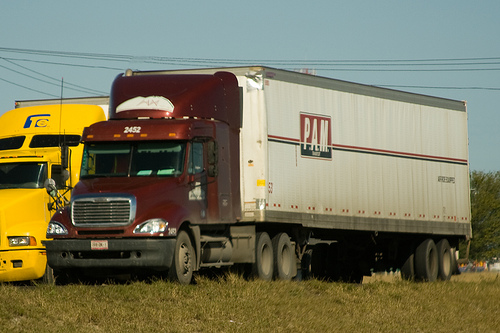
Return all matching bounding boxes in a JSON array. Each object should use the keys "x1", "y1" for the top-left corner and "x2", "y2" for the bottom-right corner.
[{"x1": 0, "y1": 189, "x2": 48, "y2": 240}]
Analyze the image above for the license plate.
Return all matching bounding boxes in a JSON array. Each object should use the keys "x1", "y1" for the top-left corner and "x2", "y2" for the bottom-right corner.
[{"x1": 91, "y1": 240, "x2": 108, "y2": 250}]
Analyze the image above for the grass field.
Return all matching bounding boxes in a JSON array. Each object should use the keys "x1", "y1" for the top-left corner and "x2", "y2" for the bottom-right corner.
[{"x1": 0, "y1": 272, "x2": 499, "y2": 333}]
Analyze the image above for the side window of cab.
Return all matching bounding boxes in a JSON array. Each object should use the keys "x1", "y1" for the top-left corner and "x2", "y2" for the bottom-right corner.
[{"x1": 188, "y1": 142, "x2": 204, "y2": 175}]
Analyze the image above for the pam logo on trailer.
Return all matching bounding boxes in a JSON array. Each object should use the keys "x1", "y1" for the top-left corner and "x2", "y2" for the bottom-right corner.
[{"x1": 300, "y1": 112, "x2": 332, "y2": 159}]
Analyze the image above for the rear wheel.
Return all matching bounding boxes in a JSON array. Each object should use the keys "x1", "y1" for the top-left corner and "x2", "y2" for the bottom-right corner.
[
  {"x1": 272, "y1": 233, "x2": 294, "y2": 280},
  {"x1": 301, "y1": 249, "x2": 313, "y2": 280},
  {"x1": 310, "y1": 243, "x2": 329, "y2": 279},
  {"x1": 450, "y1": 247, "x2": 459, "y2": 275},
  {"x1": 401, "y1": 253, "x2": 415, "y2": 281},
  {"x1": 436, "y1": 239, "x2": 452, "y2": 281},
  {"x1": 168, "y1": 230, "x2": 194, "y2": 284},
  {"x1": 252, "y1": 232, "x2": 273, "y2": 281},
  {"x1": 415, "y1": 239, "x2": 438, "y2": 282}
]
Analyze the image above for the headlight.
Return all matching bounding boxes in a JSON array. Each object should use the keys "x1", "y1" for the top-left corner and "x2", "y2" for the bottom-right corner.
[
  {"x1": 8, "y1": 236, "x2": 36, "y2": 247},
  {"x1": 133, "y1": 218, "x2": 168, "y2": 235},
  {"x1": 47, "y1": 221, "x2": 68, "y2": 236}
]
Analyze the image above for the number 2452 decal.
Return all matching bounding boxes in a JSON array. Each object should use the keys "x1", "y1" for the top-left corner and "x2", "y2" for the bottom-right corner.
[{"x1": 124, "y1": 126, "x2": 141, "y2": 134}]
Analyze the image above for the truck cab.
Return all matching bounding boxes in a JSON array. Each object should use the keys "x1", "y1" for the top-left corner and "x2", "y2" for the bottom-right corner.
[
  {"x1": 0, "y1": 105, "x2": 106, "y2": 282},
  {"x1": 45, "y1": 71, "x2": 243, "y2": 283}
]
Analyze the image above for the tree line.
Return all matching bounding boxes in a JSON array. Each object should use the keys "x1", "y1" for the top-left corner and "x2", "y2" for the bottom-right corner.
[{"x1": 462, "y1": 170, "x2": 500, "y2": 260}]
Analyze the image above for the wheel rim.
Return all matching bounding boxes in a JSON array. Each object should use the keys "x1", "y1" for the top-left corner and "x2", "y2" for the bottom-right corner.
[
  {"x1": 179, "y1": 242, "x2": 191, "y2": 276},
  {"x1": 442, "y1": 250, "x2": 451, "y2": 277},
  {"x1": 261, "y1": 243, "x2": 272, "y2": 276},
  {"x1": 281, "y1": 245, "x2": 291, "y2": 275}
]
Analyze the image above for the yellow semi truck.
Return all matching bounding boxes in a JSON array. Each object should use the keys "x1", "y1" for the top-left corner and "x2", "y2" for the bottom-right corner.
[{"x1": 0, "y1": 104, "x2": 106, "y2": 282}]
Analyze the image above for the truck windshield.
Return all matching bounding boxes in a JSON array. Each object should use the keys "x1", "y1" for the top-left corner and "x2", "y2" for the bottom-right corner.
[
  {"x1": 81, "y1": 142, "x2": 186, "y2": 178},
  {"x1": 0, "y1": 162, "x2": 47, "y2": 189}
]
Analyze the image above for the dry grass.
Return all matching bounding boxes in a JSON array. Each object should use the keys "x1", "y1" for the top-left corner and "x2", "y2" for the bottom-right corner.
[
  {"x1": 0, "y1": 272, "x2": 499, "y2": 332},
  {"x1": 364, "y1": 270, "x2": 500, "y2": 283}
]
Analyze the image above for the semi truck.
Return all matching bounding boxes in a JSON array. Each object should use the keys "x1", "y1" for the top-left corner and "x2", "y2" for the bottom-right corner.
[
  {"x1": 0, "y1": 103, "x2": 106, "y2": 282},
  {"x1": 44, "y1": 66, "x2": 471, "y2": 284}
]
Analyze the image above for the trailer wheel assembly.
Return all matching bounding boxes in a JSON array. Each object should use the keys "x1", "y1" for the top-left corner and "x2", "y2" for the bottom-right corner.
[
  {"x1": 436, "y1": 239, "x2": 452, "y2": 281},
  {"x1": 272, "y1": 233, "x2": 294, "y2": 280},
  {"x1": 252, "y1": 232, "x2": 273, "y2": 281},
  {"x1": 415, "y1": 239, "x2": 438, "y2": 282},
  {"x1": 168, "y1": 230, "x2": 194, "y2": 284}
]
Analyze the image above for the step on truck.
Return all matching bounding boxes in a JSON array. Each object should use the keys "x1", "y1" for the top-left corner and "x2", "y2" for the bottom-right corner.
[
  {"x1": 0, "y1": 103, "x2": 106, "y2": 282},
  {"x1": 44, "y1": 66, "x2": 471, "y2": 283}
]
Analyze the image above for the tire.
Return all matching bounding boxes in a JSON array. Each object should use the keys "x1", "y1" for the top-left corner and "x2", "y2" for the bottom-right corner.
[
  {"x1": 272, "y1": 233, "x2": 294, "y2": 280},
  {"x1": 310, "y1": 243, "x2": 328, "y2": 279},
  {"x1": 41, "y1": 263, "x2": 55, "y2": 284},
  {"x1": 450, "y1": 248, "x2": 460, "y2": 275},
  {"x1": 415, "y1": 239, "x2": 438, "y2": 282},
  {"x1": 168, "y1": 230, "x2": 195, "y2": 284},
  {"x1": 326, "y1": 242, "x2": 340, "y2": 281},
  {"x1": 330, "y1": 243, "x2": 363, "y2": 283},
  {"x1": 301, "y1": 249, "x2": 313, "y2": 280},
  {"x1": 252, "y1": 232, "x2": 273, "y2": 281},
  {"x1": 436, "y1": 239, "x2": 452, "y2": 281},
  {"x1": 53, "y1": 269, "x2": 78, "y2": 285},
  {"x1": 401, "y1": 253, "x2": 415, "y2": 281}
]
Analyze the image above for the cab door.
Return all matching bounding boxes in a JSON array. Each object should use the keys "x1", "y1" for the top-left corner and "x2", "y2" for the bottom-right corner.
[{"x1": 187, "y1": 141, "x2": 208, "y2": 222}]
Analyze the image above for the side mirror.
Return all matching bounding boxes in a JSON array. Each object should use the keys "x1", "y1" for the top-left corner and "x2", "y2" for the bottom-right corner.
[
  {"x1": 51, "y1": 165, "x2": 70, "y2": 189},
  {"x1": 62, "y1": 169, "x2": 70, "y2": 182},
  {"x1": 44, "y1": 178, "x2": 69, "y2": 211},
  {"x1": 61, "y1": 145, "x2": 69, "y2": 170},
  {"x1": 44, "y1": 178, "x2": 58, "y2": 198},
  {"x1": 207, "y1": 141, "x2": 218, "y2": 177}
]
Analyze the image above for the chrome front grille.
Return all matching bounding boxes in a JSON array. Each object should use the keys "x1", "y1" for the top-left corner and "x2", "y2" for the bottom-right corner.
[{"x1": 71, "y1": 194, "x2": 136, "y2": 227}]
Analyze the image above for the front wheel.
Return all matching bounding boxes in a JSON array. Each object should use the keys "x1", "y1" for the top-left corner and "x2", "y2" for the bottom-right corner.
[
  {"x1": 168, "y1": 230, "x2": 195, "y2": 284},
  {"x1": 41, "y1": 263, "x2": 55, "y2": 284}
]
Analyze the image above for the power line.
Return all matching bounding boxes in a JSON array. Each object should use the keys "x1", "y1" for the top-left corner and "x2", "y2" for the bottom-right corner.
[
  {"x1": 1, "y1": 58, "x2": 107, "y2": 95},
  {"x1": 0, "y1": 61, "x2": 107, "y2": 95},
  {"x1": 0, "y1": 57, "x2": 123, "y2": 71},
  {"x1": 0, "y1": 77, "x2": 59, "y2": 98},
  {"x1": 1, "y1": 47, "x2": 499, "y2": 93},
  {"x1": 376, "y1": 84, "x2": 500, "y2": 91},
  {"x1": 3, "y1": 54, "x2": 500, "y2": 73},
  {"x1": 1, "y1": 46, "x2": 500, "y2": 68},
  {"x1": 318, "y1": 67, "x2": 500, "y2": 72},
  {"x1": 0, "y1": 47, "x2": 132, "y2": 62}
]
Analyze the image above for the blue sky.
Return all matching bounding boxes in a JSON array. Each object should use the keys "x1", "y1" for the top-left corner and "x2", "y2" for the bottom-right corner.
[{"x1": 1, "y1": 1, "x2": 499, "y2": 171}]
